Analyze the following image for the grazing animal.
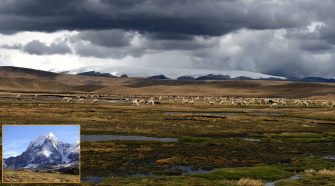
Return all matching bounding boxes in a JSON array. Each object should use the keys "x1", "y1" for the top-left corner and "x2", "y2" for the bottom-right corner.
[
  {"x1": 236, "y1": 100, "x2": 248, "y2": 107},
  {"x1": 182, "y1": 99, "x2": 189, "y2": 104},
  {"x1": 61, "y1": 97, "x2": 72, "y2": 103},
  {"x1": 321, "y1": 101, "x2": 329, "y2": 108},
  {"x1": 219, "y1": 100, "x2": 230, "y2": 105},
  {"x1": 268, "y1": 100, "x2": 275, "y2": 104},
  {"x1": 138, "y1": 99, "x2": 146, "y2": 105},
  {"x1": 302, "y1": 100, "x2": 309, "y2": 107},
  {"x1": 92, "y1": 99, "x2": 99, "y2": 103},
  {"x1": 132, "y1": 99, "x2": 139, "y2": 106},
  {"x1": 147, "y1": 99, "x2": 155, "y2": 106},
  {"x1": 208, "y1": 101, "x2": 215, "y2": 105},
  {"x1": 278, "y1": 100, "x2": 287, "y2": 107},
  {"x1": 77, "y1": 98, "x2": 85, "y2": 103},
  {"x1": 270, "y1": 103, "x2": 278, "y2": 108},
  {"x1": 330, "y1": 101, "x2": 335, "y2": 108}
]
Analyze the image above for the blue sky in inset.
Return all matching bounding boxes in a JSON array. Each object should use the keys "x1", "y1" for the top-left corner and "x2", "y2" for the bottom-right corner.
[{"x1": 3, "y1": 125, "x2": 80, "y2": 158}]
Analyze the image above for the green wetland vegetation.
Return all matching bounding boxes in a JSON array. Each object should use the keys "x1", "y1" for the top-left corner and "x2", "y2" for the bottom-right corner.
[{"x1": 0, "y1": 96, "x2": 334, "y2": 185}]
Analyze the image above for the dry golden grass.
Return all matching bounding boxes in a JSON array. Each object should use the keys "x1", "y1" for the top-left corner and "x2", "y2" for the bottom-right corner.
[
  {"x1": 3, "y1": 169, "x2": 80, "y2": 183},
  {"x1": 317, "y1": 169, "x2": 335, "y2": 176},
  {"x1": 304, "y1": 169, "x2": 316, "y2": 176},
  {"x1": 304, "y1": 169, "x2": 335, "y2": 177},
  {"x1": 236, "y1": 178, "x2": 263, "y2": 186}
]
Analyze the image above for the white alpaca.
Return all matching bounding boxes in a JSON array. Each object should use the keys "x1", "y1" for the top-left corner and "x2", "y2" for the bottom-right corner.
[
  {"x1": 219, "y1": 100, "x2": 230, "y2": 105},
  {"x1": 321, "y1": 101, "x2": 329, "y2": 108},
  {"x1": 270, "y1": 103, "x2": 278, "y2": 108},
  {"x1": 208, "y1": 101, "x2": 215, "y2": 105},
  {"x1": 132, "y1": 99, "x2": 139, "y2": 106},
  {"x1": 77, "y1": 98, "x2": 85, "y2": 103},
  {"x1": 139, "y1": 99, "x2": 146, "y2": 105},
  {"x1": 302, "y1": 101, "x2": 309, "y2": 107},
  {"x1": 236, "y1": 100, "x2": 247, "y2": 107},
  {"x1": 61, "y1": 97, "x2": 67, "y2": 102},
  {"x1": 182, "y1": 99, "x2": 189, "y2": 104},
  {"x1": 92, "y1": 99, "x2": 99, "y2": 103},
  {"x1": 278, "y1": 100, "x2": 287, "y2": 107},
  {"x1": 61, "y1": 97, "x2": 72, "y2": 103},
  {"x1": 147, "y1": 99, "x2": 155, "y2": 106}
]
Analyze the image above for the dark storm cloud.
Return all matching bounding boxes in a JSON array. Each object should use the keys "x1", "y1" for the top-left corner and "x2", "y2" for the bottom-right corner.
[
  {"x1": 23, "y1": 40, "x2": 72, "y2": 55},
  {"x1": 73, "y1": 30, "x2": 134, "y2": 48},
  {"x1": 0, "y1": 0, "x2": 310, "y2": 37},
  {"x1": 1, "y1": 0, "x2": 335, "y2": 78},
  {"x1": 299, "y1": 40, "x2": 333, "y2": 52}
]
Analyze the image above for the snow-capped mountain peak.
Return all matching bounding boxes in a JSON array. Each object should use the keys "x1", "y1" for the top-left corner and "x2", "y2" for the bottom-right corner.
[
  {"x1": 28, "y1": 132, "x2": 59, "y2": 149},
  {"x1": 71, "y1": 65, "x2": 287, "y2": 80},
  {"x1": 48, "y1": 132, "x2": 57, "y2": 140},
  {"x1": 4, "y1": 133, "x2": 79, "y2": 170}
]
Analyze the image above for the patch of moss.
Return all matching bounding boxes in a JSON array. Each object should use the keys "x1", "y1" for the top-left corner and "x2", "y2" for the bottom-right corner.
[{"x1": 190, "y1": 165, "x2": 293, "y2": 181}]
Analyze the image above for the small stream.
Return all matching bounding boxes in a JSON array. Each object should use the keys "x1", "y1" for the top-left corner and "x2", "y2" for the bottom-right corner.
[
  {"x1": 168, "y1": 165, "x2": 216, "y2": 174},
  {"x1": 323, "y1": 155, "x2": 335, "y2": 160},
  {"x1": 82, "y1": 165, "x2": 217, "y2": 184},
  {"x1": 164, "y1": 112, "x2": 239, "y2": 116},
  {"x1": 81, "y1": 135, "x2": 178, "y2": 142},
  {"x1": 82, "y1": 176, "x2": 105, "y2": 184},
  {"x1": 265, "y1": 174, "x2": 302, "y2": 186}
]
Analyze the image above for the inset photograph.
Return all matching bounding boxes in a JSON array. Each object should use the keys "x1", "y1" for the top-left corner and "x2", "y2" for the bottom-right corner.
[{"x1": 2, "y1": 125, "x2": 80, "y2": 183}]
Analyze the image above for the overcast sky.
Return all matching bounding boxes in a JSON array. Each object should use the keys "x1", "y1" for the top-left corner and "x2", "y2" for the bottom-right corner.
[{"x1": 0, "y1": 0, "x2": 334, "y2": 78}]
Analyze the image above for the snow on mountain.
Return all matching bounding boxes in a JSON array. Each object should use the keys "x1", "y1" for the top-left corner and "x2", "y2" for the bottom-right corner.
[
  {"x1": 24, "y1": 163, "x2": 38, "y2": 168},
  {"x1": 28, "y1": 132, "x2": 58, "y2": 150},
  {"x1": 70, "y1": 65, "x2": 286, "y2": 80},
  {"x1": 4, "y1": 133, "x2": 79, "y2": 169}
]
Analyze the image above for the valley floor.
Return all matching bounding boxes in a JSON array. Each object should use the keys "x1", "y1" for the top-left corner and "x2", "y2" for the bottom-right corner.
[{"x1": 0, "y1": 93, "x2": 334, "y2": 185}]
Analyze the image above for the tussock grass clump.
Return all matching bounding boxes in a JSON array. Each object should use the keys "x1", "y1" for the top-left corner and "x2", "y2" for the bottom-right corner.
[
  {"x1": 317, "y1": 169, "x2": 335, "y2": 176},
  {"x1": 236, "y1": 178, "x2": 263, "y2": 186},
  {"x1": 304, "y1": 169, "x2": 316, "y2": 176},
  {"x1": 304, "y1": 169, "x2": 335, "y2": 177}
]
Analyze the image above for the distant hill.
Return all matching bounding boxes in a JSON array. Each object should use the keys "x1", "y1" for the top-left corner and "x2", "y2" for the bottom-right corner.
[
  {"x1": 0, "y1": 66, "x2": 106, "y2": 92},
  {"x1": 177, "y1": 76, "x2": 195, "y2": 80},
  {"x1": 232, "y1": 76, "x2": 254, "y2": 80},
  {"x1": 302, "y1": 77, "x2": 335, "y2": 83},
  {"x1": 1, "y1": 66, "x2": 335, "y2": 97},
  {"x1": 0, "y1": 66, "x2": 58, "y2": 79},
  {"x1": 78, "y1": 71, "x2": 115, "y2": 77},
  {"x1": 195, "y1": 74, "x2": 231, "y2": 80},
  {"x1": 146, "y1": 75, "x2": 170, "y2": 80}
]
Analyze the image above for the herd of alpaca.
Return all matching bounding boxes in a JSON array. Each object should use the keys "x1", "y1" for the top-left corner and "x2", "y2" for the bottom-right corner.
[{"x1": 11, "y1": 94, "x2": 335, "y2": 109}]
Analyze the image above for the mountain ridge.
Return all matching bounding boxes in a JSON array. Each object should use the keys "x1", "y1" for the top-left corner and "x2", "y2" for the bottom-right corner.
[{"x1": 4, "y1": 133, "x2": 79, "y2": 170}]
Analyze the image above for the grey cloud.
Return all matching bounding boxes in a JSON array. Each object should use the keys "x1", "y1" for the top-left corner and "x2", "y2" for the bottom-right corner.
[
  {"x1": 299, "y1": 40, "x2": 333, "y2": 52},
  {"x1": 189, "y1": 29, "x2": 335, "y2": 78},
  {"x1": 0, "y1": 0, "x2": 312, "y2": 37},
  {"x1": 69, "y1": 30, "x2": 218, "y2": 58},
  {"x1": 73, "y1": 30, "x2": 134, "y2": 48},
  {"x1": 23, "y1": 40, "x2": 72, "y2": 55},
  {"x1": 0, "y1": 43, "x2": 22, "y2": 49},
  {"x1": 0, "y1": 0, "x2": 335, "y2": 78}
]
